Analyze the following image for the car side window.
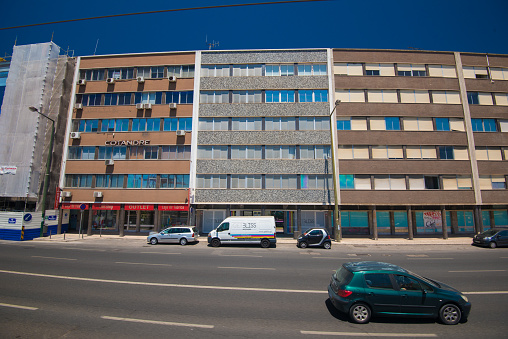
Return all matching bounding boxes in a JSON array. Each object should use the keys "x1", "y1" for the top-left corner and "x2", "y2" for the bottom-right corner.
[
  {"x1": 364, "y1": 273, "x2": 394, "y2": 289},
  {"x1": 395, "y1": 275, "x2": 423, "y2": 291},
  {"x1": 218, "y1": 223, "x2": 229, "y2": 232},
  {"x1": 498, "y1": 230, "x2": 508, "y2": 237},
  {"x1": 309, "y1": 230, "x2": 322, "y2": 236}
]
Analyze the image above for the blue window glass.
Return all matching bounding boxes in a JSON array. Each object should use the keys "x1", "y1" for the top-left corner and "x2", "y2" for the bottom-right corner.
[
  {"x1": 127, "y1": 174, "x2": 142, "y2": 188},
  {"x1": 101, "y1": 119, "x2": 115, "y2": 132},
  {"x1": 339, "y1": 174, "x2": 354, "y2": 189},
  {"x1": 178, "y1": 118, "x2": 192, "y2": 131},
  {"x1": 134, "y1": 92, "x2": 142, "y2": 104},
  {"x1": 483, "y1": 119, "x2": 497, "y2": 132},
  {"x1": 494, "y1": 210, "x2": 508, "y2": 226},
  {"x1": 155, "y1": 92, "x2": 162, "y2": 105},
  {"x1": 112, "y1": 147, "x2": 126, "y2": 160},
  {"x1": 146, "y1": 118, "x2": 160, "y2": 132},
  {"x1": 467, "y1": 92, "x2": 479, "y2": 105},
  {"x1": 181, "y1": 91, "x2": 193, "y2": 104},
  {"x1": 394, "y1": 212, "x2": 408, "y2": 232},
  {"x1": 439, "y1": 146, "x2": 454, "y2": 159},
  {"x1": 385, "y1": 117, "x2": 400, "y2": 130},
  {"x1": 166, "y1": 91, "x2": 178, "y2": 104},
  {"x1": 482, "y1": 210, "x2": 491, "y2": 230},
  {"x1": 471, "y1": 118, "x2": 483, "y2": 131},
  {"x1": 314, "y1": 90, "x2": 328, "y2": 102},
  {"x1": 163, "y1": 118, "x2": 178, "y2": 131},
  {"x1": 298, "y1": 90, "x2": 312, "y2": 102},
  {"x1": 80, "y1": 120, "x2": 98, "y2": 132},
  {"x1": 116, "y1": 119, "x2": 129, "y2": 132},
  {"x1": 337, "y1": 118, "x2": 351, "y2": 131},
  {"x1": 132, "y1": 119, "x2": 146, "y2": 132},
  {"x1": 104, "y1": 93, "x2": 117, "y2": 106},
  {"x1": 435, "y1": 118, "x2": 450, "y2": 131},
  {"x1": 118, "y1": 93, "x2": 131, "y2": 105},
  {"x1": 143, "y1": 174, "x2": 157, "y2": 188},
  {"x1": 266, "y1": 91, "x2": 276, "y2": 103}
]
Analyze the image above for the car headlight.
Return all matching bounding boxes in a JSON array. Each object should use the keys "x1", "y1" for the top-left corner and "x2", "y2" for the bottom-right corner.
[{"x1": 461, "y1": 294, "x2": 468, "y2": 303}]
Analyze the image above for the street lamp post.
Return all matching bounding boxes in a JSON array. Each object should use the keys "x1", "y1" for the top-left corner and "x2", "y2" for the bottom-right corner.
[
  {"x1": 329, "y1": 100, "x2": 341, "y2": 241},
  {"x1": 29, "y1": 106, "x2": 55, "y2": 238}
]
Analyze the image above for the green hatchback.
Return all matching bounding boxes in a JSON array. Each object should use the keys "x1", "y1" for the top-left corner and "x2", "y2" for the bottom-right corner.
[{"x1": 328, "y1": 261, "x2": 471, "y2": 325}]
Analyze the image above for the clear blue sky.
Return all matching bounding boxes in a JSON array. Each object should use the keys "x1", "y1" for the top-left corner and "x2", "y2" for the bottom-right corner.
[{"x1": 1, "y1": 0, "x2": 508, "y2": 58}]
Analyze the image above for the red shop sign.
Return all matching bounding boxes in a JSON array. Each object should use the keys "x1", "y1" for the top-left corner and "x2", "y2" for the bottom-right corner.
[
  {"x1": 158, "y1": 204, "x2": 189, "y2": 211},
  {"x1": 125, "y1": 204, "x2": 154, "y2": 211},
  {"x1": 61, "y1": 203, "x2": 88, "y2": 210},
  {"x1": 92, "y1": 203, "x2": 121, "y2": 211}
]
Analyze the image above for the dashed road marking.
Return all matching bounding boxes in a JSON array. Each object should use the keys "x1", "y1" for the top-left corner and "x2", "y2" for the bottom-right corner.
[
  {"x1": 31, "y1": 256, "x2": 77, "y2": 261},
  {"x1": 301, "y1": 330, "x2": 437, "y2": 337},
  {"x1": 101, "y1": 315, "x2": 214, "y2": 328},
  {"x1": 0, "y1": 302, "x2": 38, "y2": 311}
]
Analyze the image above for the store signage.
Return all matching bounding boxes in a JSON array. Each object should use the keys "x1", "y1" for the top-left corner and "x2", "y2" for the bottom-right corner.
[
  {"x1": 158, "y1": 204, "x2": 189, "y2": 211},
  {"x1": 0, "y1": 166, "x2": 17, "y2": 175},
  {"x1": 61, "y1": 203, "x2": 88, "y2": 210},
  {"x1": 105, "y1": 140, "x2": 150, "y2": 146},
  {"x1": 8, "y1": 218, "x2": 16, "y2": 224},
  {"x1": 125, "y1": 204, "x2": 154, "y2": 211},
  {"x1": 92, "y1": 203, "x2": 121, "y2": 211},
  {"x1": 423, "y1": 211, "x2": 442, "y2": 228}
]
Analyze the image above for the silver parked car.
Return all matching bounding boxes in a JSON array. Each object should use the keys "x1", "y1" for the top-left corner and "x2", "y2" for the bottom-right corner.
[{"x1": 147, "y1": 226, "x2": 199, "y2": 245}]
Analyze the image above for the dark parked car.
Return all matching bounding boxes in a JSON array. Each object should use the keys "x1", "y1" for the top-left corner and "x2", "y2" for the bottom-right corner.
[
  {"x1": 297, "y1": 228, "x2": 332, "y2": 249},
  {"x1": 328, "y1": 261, "x2": 471, "y2": 325},
  {"x1": 472, "y1": 228, "x2": 508, "y2": 248}
]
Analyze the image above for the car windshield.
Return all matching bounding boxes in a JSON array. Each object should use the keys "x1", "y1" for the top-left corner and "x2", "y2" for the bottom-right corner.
[
  {"x1": 480, "y1": 229, "x2": 498, "y2": 237},
  {"x1": 407, "y1": 270, "x2": 441, "y2": 288}
]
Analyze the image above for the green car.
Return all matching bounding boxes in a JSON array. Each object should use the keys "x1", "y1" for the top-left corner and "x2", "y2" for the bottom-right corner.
[{"x1": 328, "y1": 261, "x2": 471, "y2": 325}]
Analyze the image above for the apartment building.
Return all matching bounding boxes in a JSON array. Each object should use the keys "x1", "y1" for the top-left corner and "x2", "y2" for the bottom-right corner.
[
  {"x1": 58, "y1": 48, "x2": 507, "y2": 238},
  {"x1": 62, "y1": 52, "x2": 196, "y2": 234}
]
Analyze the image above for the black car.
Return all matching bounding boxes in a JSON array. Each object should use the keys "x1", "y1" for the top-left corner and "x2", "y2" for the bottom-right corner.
[
  {"x1": 328, "y1": 261, "x2": 471, "y2": 325},
  {"x1": 297, "y1": 228, "x2": 332, "y2": 249},
  {"x1": 472, "y1": 228, "x2": 508, "y2": 248}
]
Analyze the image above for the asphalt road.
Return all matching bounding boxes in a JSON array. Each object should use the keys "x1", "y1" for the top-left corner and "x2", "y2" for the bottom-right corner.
[{"x1": 0, "y1": 238, "x2": 507, "y2": 338}]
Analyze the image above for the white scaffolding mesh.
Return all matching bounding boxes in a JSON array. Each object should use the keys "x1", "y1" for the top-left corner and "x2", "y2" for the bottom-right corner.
[{"x1": 0, "y1": 42, "x2": 60, "y2": 198}]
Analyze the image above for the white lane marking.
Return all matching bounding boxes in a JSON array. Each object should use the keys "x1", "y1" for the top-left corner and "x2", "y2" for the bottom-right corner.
[
  {"x1": 218, "y1": 255, "x2": 263, "y2": 258},
  {"x1": 449, "y1": 269, "x2": 506, "y2": 273},
  {"x1": 0, "y1": 269, "x2": 326, "y2": 294},
  {"x1": 464, "y1": 291, "x2": 508, "y2": 295},
  {"x1": 407, "y1": 258, "x2": 454, "y2": 260},
  {"x1": 31, "y1": 256, "x2": 77, "y2": 261},
  {"x1": 301, "y1": 331, "x2": 437, "y2": 337},
  {"x1": 116, "y1": 262, "x2": 172, "y2": 267},
  {"x1": 101, "y1": 316, "x2": 214, "y2": 329},
  {"x1": 0, "y1": 302, "x2": 38, "y2": 311},
  {"x1": 218, "y1": 267, "x2": 275, "y2": 270},
  {"x1": 140, "y1": 252, "x2": 181, "y2": 255}
]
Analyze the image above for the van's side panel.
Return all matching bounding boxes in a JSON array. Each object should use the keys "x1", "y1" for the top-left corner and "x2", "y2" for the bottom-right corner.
[{"x1": 212, "y1": 217, "x2": 276, "y2": 245}]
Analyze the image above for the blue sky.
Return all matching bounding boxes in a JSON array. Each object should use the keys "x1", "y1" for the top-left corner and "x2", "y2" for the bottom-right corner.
[{"x1": 1, "y1": 0, "x2": 508, "y2": 58}]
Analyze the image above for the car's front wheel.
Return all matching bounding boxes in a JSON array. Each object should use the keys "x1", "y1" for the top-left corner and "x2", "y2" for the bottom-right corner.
[
  {"x1": 439, "y1": 304, "x2": 461, "y2": 325},
  {"x1": 299, "y1": 241, "x2": 308, "y2": 249},
  {"x1": 211, "y1": 238, "x2": 221, "y2": 247},
  {"x1": 489, "y1": 241, "x2": 497, "y2": 249},
  {"x1": 349, "y1": 303, "x2": 371, "y2": 324},
  {"x1": 150, "y1": 237, "x2": 158, "y2": 245}
]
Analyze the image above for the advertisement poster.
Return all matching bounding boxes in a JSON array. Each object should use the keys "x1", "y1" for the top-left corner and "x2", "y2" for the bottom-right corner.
[{"x1": 423, "y1": 211, "x2": 442, "y2": 228}]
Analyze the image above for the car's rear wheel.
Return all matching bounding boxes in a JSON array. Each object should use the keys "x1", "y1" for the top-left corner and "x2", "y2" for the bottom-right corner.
[
  {"x1": 260, "y1": 239, "x2": 270, "y2": 248},
  {"x1": 211, "y1": 238, "x2": 221, "y2": 247},
  {"x1": 489, "y1": 241, "x2": 497, "y2": 249},
  {"x1": 180, "y1": 238, "x2": 188, "y2": 246},
  {"x1": 349, "y1": 303, "x2": 371, "y2": 324},
  {"x1": 323, "y1": 242, "x2": 331, "y2": 249},
  {"x1": 299, "y1": 241, "x2": 308, "y2": 249},
  {"x1": 150, "y1": 237, "x2": 158, "y2": 245},
  {"x1": 439, "y1": 304, "x2": 461, "y2": 325}
]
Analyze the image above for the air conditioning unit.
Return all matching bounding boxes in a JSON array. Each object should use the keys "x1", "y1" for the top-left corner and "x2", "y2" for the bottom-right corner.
[
  {"x1": 105, "y1": 159, "x2": 114, "y2": 166},
  {"x1": 77, "y1": 79, "x2": 86, "y2": 85},
  {"x1": 74, "y1": 103, "x2": 83, "y2": 109},
  {"x1": 61, "y1": 191, "x2": 72, "y2": 198},
  {"x1": 137, "y1": 76, "x2": 145, "y2": 83},
  {"x1": 143, "y1": 103, "x2": 152, "y2": 109},
  {"x1": 176, "y1": 130, "x2": 186, "y2": 136},
  {"x1": 70, "y1": 132, "x2": 81, "y2": 139},
  {"x1": 169, "y1": 103, "x2": 177, "y2": 109},
  {"x1": 136, "y1": 103, "x2": 144, "y2": 109},
  {"x1": 106, "y1": 78, "x2": 115, "y2": 84},
  {"x1": 93, "y1": 191, "x2": 103, "y2": 198},
  {"x1": 168, "y1": 75, "x2": 177, "y2": 82}
]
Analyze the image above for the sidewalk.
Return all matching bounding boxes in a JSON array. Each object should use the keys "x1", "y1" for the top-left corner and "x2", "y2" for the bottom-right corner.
[{"x1": 32, "y1": 233, "x2": 473, "y2": 246}]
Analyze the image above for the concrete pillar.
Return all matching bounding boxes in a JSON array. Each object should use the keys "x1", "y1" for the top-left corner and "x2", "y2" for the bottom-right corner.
[
  {"x1": 442, "y1": 207, "x2": 448, "y2": 239},
  {"x1": 372, "y1": 207, "x2": 378, "y2": 240},
  {"x1": 118, "y1": 208, "x2": 125, "y2": 237},
  {"x1": 474, "y1": 206, "x2": 484, "y2": 233},
  {"x1": 136, "y1": 211, "x2": 141, "y2": 232},
  {"x1": 154, "y1": 209, "x2": 160, "y2": 232},
  {"x1": 407, "y1": 207, "x2": 414, "y2": 240},
  {"x1": 87, "y1": 208, "x2": 93, "y2": 236},
  {"x1": 296, "y1": 208, "x2": 302, "y2": 239},
  {"x1": 57, "y1": 208, "x2": 63, "y2": 234}
]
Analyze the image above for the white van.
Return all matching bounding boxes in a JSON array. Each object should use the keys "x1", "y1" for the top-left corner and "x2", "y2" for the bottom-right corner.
[{"x1": 207, "y1": 216, "x2": 276, "y2": 248}]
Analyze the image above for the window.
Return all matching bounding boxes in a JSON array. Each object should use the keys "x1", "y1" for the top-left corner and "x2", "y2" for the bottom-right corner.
[
  {"x1": 366, "y1": 69, "x2": 379, "y2": 76},
  {"x1": 438, "y1": 146, "x2": 454, "y2": 160},
  {"x1": 403, "y1": 117, "x2": 433, "y2": 131},
  {"x1": 197, "y1": 145, "x2": 228, "y2": 159},
  {"x1": 196, "y1": 175, "x2": 227, "y2": 188},
  {"x1": 468, "y1": 92, "x2": 493, "y2": 105},
  {"x1": 151, "y1": 66, "x2": 164, "y2": 78},
  {"x1": 231, "y1": 146, "x2": 262, "y2": 159},
  {"x1": 435, "y1": 118, "x2": 450, "y2": 131},
  {"x1": 432, "y1": 91, "x2": 461, "y2": 104},
  {"x1": 231, "y1": 118, "x2": 262, "y2": 131},
  {"x1": 82, "y1": 93, "x2": 102, "y2": 106},
  {"x1": 265, "y1": 117, "x2": 296, "y2": 130},
  {"x1": 299, "y1": 146, "x2": 331, "y2": 159},
  {"x1": 77, "y1": 120, "x2": 98, "y2": 132},
  {"x1": 371, "y1": 117, "x2": 401, "y2": 131},
  {"x1": 135, "y1": 92, "x2": 162, "y2": 105},
  {"x1": 339, "y1": 174, "x2": 354, "y2": 189},
  {"x1": 231, "y1": 175, "x2": 262, "y2": 189},
  {"x1": 96, "y1": 174, "x2": 124, "y2": 188},
  {"x1": 397, "y1": 64, "x2": 426, "y2": 77},
  {"x1": 406, "y1": 146, "x2": 437, "y2": 159},
  {"x1": 494, "y1": 93, "x2": 508, "y2": 106},
  {"x1": 199, "y1": 118, "x2": 229, "y2": 131},
  {"x1": 167, "y1": 65, "x2": 195, "y2": 78},
  {"x1": 299, "y1": 117, "x2": 329, "y2": 130},
  {"x1": 428, "y1": 65, "x2": 457, "y2": 78},
  {"x1": 298, "y1": 90, "x2": 328, "y2": 103},
  {"x1": 104, "y1": 93, "x2": 118, "y2": 106},
  {"x1": 476, "y1": 147, "x2": 503, "y2": 161},
  {"x1": 266, "y1": 90, "x2": 295, "y2": 103},
  {"x1": 265, "y1": 175, "x2": 298, "y2": 189},
  {"x1": 201, "y1": 65, "x2": 229, "y2": 77},
  {"x1": 163, "y1": 118, "x2": 192, "y2": 131},
  {"x1": 298, "y1": 64, "x2": 327, "y2": 76},
  {"x1": 232, "y1": 91, "x2": 262, "y2": 103},
  {"x1": 400, "y1": 90, "x2": 430, "y2": 103},
  {"x1": 364, "y1": 274, "x2": 393, "y2": 289},
  {"x1": 166, "y1": 91, "x2": 194, "y2": 104},
  {"x1": 374, "y1": 175, "x2": 406, "y2": 190},
  {"x1": 424, "y1": 176, "x2": 440, "y2": 189},
  {"x1": 463, "y1": 66, "x2": 489, "y2": 79},
  {"x1": 443, "y1": 176, "x2": 472, "y2": 190},
  {"x1": 365, "y1": 63, "x2": 395, "y2": 76},
  {"x1": 354, "y1": 175, "x2": 371, "y2": 190},
  {"x1": 232, "y1": 64, "x2": 262, "y2": 76},
  {"x1": 98, "y1": 146, "x2": 126, "y2": 160},
  {"x1": 337, "y1": 145, "x2": 369, "y2": 159},
  {"x1": 408, "y1": 176, "x2": 439, "y2": 189},
  {"x1": 266, "y1": 64, "x2": 294, "y2": 76},
  {"x1": 367, "y1": 90, "x2": 398, "y2": 103},
  {"x1": 265, "y1": 146, "x2": 296, "y2": 159},
  {"x1": 136, "y1": 67, "x2": 151, "y2": 78},
  {"x1": 372, "y1": 146, "x2": 403, "y2": 159},
  {"x1": 302, "y1": 175, "x2": 332, "y2": 189},
  {"x1": 335, "y1": 90, "x2": 365, "y2": 103},
  {"x1": 144, "y1": 146, "x2": 159, "y2": 160},
  {"x1": 334, "y1": 63, "x2": 363, "y2": 76},
  {"x1": 132, "y1": 119, "x2": 147, "y2": 132},
  {"x1": 81, "y1": 69, "x2": 104, "y2": 81},
  {"x1": 491, "y1": 67, "x2": 508, "y2": 80},
  {"x1": 145, "y1": 118, "x2": 160, "y2": 132},
  {"x1": 108, "y1": 68, "x2": 134, "y2": 80},
  {"x1": 161, "y1": 145, "x2": 191, "y2": 160},
  {"x1": 127, "y1": 174, "x2": 156, "y2": 188},
  {"x1": 66, "y1": 174, "x2": 93, "y2": 188},
  {"x1": 118, "y1": 93, "x2": 132, "y2": 105},
  {"x1": 480, "y1": 176, "x2": 506, "y2": 190},
  {"x1": 472, "y1": 119, "x2": 497, "y2": 132},
  {"x1": 200, "y1": 91, "x2": 229, "y2": 103},
  {"x1": 337, "y1": 118, "x2": 351, "y2": 130},
  {"x1": 68, "y1": 146, "x2": 95, "y2": 160}
]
